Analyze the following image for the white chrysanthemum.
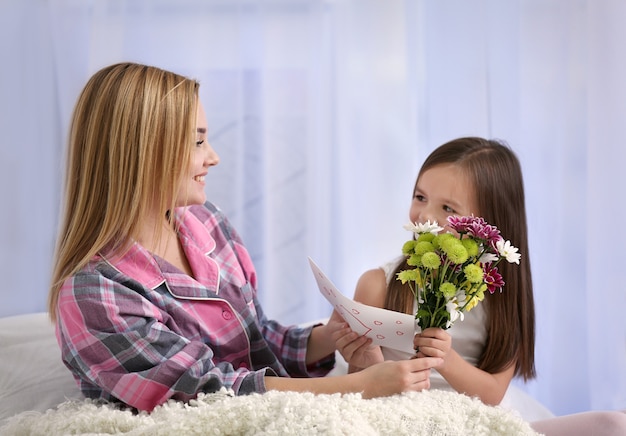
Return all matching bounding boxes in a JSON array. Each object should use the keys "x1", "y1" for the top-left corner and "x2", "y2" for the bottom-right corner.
[
  {"x1": 445, "y1": 300, "x2": 464, "y2": 328},
  {"x1": 479, "y1": 252, "x2": 499, "y2": 264},
  {"x1": 403, "y1": 220, "x2": 444, "y2": 235},
  {"x1": 496, "y1": 239, "x2": 521, "y2": 264},
  {"x1": 455, "y1": 291, "x2": 467, "y2": 304}
]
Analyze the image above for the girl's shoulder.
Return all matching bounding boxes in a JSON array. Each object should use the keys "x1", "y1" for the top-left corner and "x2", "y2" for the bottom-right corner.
[
  {"x1": 354, "y1": 267, "x2": 388, "y2": 309},
  {"x1": 380, "y1": 255, "x2": 405, "y2": 284}
]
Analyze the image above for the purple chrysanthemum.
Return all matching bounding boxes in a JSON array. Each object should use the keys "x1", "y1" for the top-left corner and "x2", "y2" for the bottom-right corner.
[
  {"x1": 447, "y1": 215, "x2": 477, "y2": 233},
  {"x1": 467, "y1": 220, "x2": 501, "y2": 246},
  {"x1": 483, "y1": 265, "x2": 505, "y2": 293}
]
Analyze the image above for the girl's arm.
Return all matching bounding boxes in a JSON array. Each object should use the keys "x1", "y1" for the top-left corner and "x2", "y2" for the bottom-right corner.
[
  {"x1": 415, "y1": 328, "x2": 515, "y2": 405},
  {"x1": 351, "y1": 267, "x2": 514, "y2": 406}
]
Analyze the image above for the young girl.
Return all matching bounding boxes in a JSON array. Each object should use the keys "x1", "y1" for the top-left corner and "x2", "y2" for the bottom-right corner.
[
  {"x1": 333, "y1": 137, "x2": 626, "y2": 435},
  {"x1": 47, "y1": 62, "x2": 442, "y2": 412}
]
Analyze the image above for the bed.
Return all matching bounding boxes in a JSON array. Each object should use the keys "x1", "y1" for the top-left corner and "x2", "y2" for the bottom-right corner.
[{"x1": 0, "y1": 312, "x2": 552, "y2": 435}]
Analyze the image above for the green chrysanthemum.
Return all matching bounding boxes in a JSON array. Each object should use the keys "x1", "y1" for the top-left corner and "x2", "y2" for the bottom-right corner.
[
  {"x1": 441, "y1": 239, "x2": 468, "y2": 264},
  {"x1": 433, "y1": 233, "x2": 454, "y2": 250},
  {"x1": 416, "y1": 232, "x2": 436, "y2": 243},
  {"x1": 461, "y1": 238, "x2": 479, "y2": 257},
  {"x1": 463, "y1": 264, "x2": 483, "y2": 283},
  {"x1": 439, "y1": 282, "x2": 456, "y2": 298},
  {"x1": 407, "y1": 254, "x2": 422, "y2": 267},
  {"x1": 402, "y1": 240, "x2": 417, "y2": 255},
  {"x1": 415, "y1": 241, "x2": 435, "y2": 255},
  {"x1": 421, "y1": 252, "x2": 441, "y2": 269},
  {"x1": 397, "y1": 269, "x2": 421, "y2": 284}
]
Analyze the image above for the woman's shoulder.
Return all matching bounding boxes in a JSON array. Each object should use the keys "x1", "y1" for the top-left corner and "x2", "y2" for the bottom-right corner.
[
  {"x1": 73, "y1": 253, "x2": 116, "y2": 277},
  {"x1": 58, "y1": 256, "x2": 124, "y2": 301}
]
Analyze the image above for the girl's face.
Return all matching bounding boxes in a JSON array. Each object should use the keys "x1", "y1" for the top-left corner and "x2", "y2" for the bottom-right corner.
[
  {"x1": 409, "y1": 163, "x2": 478, "y2": 231},
  {"x1": 176, "y1": 99, "x2": 219, "y2": 207}
]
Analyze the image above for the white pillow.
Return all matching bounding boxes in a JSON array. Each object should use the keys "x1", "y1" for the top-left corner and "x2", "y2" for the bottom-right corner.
[
  {"x1": 0, "y1": 314, "x2": 345, "y2": 421},
  {"x1": 0, "y1": 312, "x2": 83, "y2": 420}
]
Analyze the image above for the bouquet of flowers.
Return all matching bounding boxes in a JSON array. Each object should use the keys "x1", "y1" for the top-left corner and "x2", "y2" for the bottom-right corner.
[{"x1": 397, "y1": 215, "x2": 521, "y2": 330}]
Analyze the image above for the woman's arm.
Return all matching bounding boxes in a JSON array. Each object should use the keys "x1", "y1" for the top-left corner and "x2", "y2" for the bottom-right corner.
[
  {"x1": 57, "y1": 271, "x2": 267, "y2": 411},
  {"x1": 305, "y1": 310, "x2": 345, "y2": 364},
  {"x1": 265, "y1": 357, "x2": 442, "y2": 399}
]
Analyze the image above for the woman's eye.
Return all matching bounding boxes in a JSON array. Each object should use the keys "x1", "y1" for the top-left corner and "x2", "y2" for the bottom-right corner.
[
  {"x1": 414, "y1": 194, "x2": 426, "y2": 202},
  {"x1": 196, "y1": 140, "x2": 205, "y2": 146},
  {"x1": 443, "y1": 205, "x2": 456, "y2": 213}
]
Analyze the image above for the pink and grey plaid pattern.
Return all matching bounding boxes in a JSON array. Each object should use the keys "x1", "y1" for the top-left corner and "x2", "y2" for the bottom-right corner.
[{"x1": 56, "y1": 202, "x2": 333, "y2": 411}]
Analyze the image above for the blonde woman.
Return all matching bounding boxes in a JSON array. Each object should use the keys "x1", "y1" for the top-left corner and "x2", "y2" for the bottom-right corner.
[{"x1": 48, "y1": 62, "x2": 441, "y2": 412}]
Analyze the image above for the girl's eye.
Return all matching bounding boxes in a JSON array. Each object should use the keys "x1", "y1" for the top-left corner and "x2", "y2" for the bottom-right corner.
[
  {"x1": 443, "y1": 205, "x2": 456, "y2": 213},
  {"x1": 196, "y1": 140, "x2": 205, "y2": 146},
  {"x1": 414, "y1": 194, "x2": 426, "y2": 202}
]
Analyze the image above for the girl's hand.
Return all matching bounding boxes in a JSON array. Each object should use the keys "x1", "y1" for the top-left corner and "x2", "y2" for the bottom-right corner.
[
  {"x1": 332, "y1": 322, "x2": 384, "y2": 369},
  {"x1": 355, "y1": 357, "x2": 442, "y2": 398},
  {"x1": 413, "y1": 327, "x2": 452, "y2": 367}
]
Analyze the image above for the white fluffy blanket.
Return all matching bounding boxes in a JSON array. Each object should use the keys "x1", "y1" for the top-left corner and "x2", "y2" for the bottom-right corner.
[{"x1": 0, "y1": 389, "x2": 540, "y2": 436}]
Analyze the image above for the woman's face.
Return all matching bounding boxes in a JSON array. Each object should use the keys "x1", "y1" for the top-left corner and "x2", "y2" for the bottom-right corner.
[
  {"x1": 409, "y1": 163, "x2": 478, "y2": 232},
  {"x1": 176, "y1": 99, "x2": 219, "y2": 207}
]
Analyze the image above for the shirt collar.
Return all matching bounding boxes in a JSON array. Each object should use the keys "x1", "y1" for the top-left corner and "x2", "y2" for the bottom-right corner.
[{"x1": 100, "y1": 207, "x2": 216, "y2": 290}]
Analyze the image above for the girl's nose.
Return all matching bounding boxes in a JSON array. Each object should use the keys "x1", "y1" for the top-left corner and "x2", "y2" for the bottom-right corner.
[{"x1": 418, "y1": 210, "x2": 435, "y2": 224}]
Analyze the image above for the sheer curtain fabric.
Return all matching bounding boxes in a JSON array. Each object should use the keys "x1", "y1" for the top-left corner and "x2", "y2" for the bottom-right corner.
[{"x1": 1, "y1": 0, "x2": 624, "y2": 417}]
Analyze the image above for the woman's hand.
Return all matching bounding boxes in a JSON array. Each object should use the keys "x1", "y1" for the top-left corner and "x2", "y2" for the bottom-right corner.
[
  {"x1": 332, "y1": 321, "x2": 384, "y2": 370},
  {"x1": 413, "y1": 327, "x2": 452, "y2": 368},
  {"x1": 305, "y1": 310, "x2": 349, "y2": 364}
]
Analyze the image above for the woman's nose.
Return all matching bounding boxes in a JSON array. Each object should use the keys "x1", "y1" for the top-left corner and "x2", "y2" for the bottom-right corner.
[{"x1": 204, "y1": 142, "x2": 220, "y2": 167}]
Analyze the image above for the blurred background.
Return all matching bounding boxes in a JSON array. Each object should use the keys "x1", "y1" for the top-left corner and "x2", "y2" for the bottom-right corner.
[{"x1": 1, "y1": 0, "x2": 625, "y2": 417}]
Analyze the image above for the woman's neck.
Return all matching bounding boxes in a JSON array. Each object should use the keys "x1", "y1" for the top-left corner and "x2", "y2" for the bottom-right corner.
[{"x1": 138, "y1": 212, "x2": 194, "y2": 277}]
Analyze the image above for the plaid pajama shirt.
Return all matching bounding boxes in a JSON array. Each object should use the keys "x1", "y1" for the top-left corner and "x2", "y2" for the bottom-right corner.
[{"x1": 56, "y1": 202, "x2": 333, "y2": 411}]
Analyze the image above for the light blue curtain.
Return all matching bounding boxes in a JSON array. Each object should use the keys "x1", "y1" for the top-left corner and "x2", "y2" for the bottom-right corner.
[{"x1": 1, "y1": 0, "x2": 625, "y2": 417}]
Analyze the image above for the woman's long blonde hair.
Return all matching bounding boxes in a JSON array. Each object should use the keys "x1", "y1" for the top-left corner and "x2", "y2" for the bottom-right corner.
[{"x1": 48, "y1": 62, "x2": 199, "y2": 321}]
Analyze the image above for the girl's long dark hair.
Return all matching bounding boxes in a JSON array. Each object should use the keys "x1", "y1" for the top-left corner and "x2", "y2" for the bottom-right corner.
[{"x1": 385, "y1": 137, "x2": 536, "y2": 380}]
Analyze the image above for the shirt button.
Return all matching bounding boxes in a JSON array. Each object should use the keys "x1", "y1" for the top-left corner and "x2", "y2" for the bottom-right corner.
[{"x1": 222, "y1": 310, "x2": 232, "y2": 320}]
